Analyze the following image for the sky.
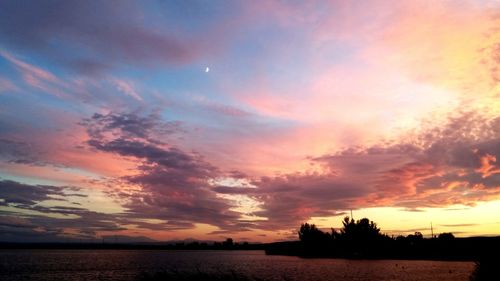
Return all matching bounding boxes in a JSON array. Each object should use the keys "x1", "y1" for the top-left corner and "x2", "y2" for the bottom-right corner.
[{"x1": 0, "y1": 0, "x2": 499, "y2": 243}]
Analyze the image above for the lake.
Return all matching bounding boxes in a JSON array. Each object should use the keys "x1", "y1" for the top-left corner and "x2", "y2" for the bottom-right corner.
[{"x1": 0, "y1": 250, "x2": 475, "y2": 281}]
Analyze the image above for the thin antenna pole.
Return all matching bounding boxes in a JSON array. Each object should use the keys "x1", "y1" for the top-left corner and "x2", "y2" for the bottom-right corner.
[
  {"x1": 431, "y1": 222, "x2": 434, "y2": 238},
  {"x1": 350, "y1": 209, "x2": 353, "y2": 220}
]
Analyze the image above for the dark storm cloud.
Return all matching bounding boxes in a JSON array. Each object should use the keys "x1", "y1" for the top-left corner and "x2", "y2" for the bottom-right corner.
[
  {"x1": 0, "y1": 179, "x2": 130, "y2": 242},
  {"x1": 0, "y1": 179, "x2": 85, "y2": 208},
  {"x1": 248, "y1": 174, "x2": 369, "y2": 230},
  {"x1": 212, "y1": 186, "x2": 257, "y2": 195},
  {"x1": 90, "y1": 139, "x2": 213, "y2": 174},
  {"x1": 0, "y1": 178, "x2": 191, "y2": 242},
  {"x1": 0, "y1": 209, "x2": 128, "y2": 242},
  {"x1": 0, "y1": 139, "x2": 49, "y2": 167},
  {"x1": 82, "y1": 111, "x2": 244, "y2": 231},
  {"x1": 0, "y1": 179, "x2": 123, "y2": 239},
  {"x1": 82, "y1": 112, "x2": 183, "y2": 141},
  {"x1": 0, "y1": 222, "x2": 64, "y2": 242},
  {"x1": 0, "y1": 215, "x2": 33, "y2": 229}
]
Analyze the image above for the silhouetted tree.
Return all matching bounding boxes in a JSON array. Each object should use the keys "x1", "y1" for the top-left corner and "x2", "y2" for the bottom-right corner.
[
  {"x1": 340, "y1": 217, "x2": 380, "y2": 241},
  {"x1": 223, "y1": 238, "x2": 234, "y2": 247},
  {"x1": 438, "y1": 232, "x2": 455, "y2": 240},
  {"x1": 395, "y1": 235, "x2": 406, "y2": 242},
  {"x1": 337, "y1": 216, "x2": 383, "y2": 255},
  {"x1": 298, "y1": 223, "x2": 330, "y2": 245},
  {"x1": 341, "y1": 216, "x2": 356, "y2": 236},
  {"x1": 331, "y1": 228, "x2": 340, "y2": 239},
  {"x1": 407, "y1": 232, "x2": 423, "y2": 241}
]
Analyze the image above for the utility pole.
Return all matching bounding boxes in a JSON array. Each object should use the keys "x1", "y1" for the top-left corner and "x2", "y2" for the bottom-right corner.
[
  {"x1": 350, "y1": 209, "x2": 354, "y2": 220},
  {"x1": 431, "y1": 222, "x2": 434, "y2": 238}
]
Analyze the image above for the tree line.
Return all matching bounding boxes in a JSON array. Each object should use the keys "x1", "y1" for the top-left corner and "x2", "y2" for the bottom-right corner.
[
  {"x1": 296, "y1": 216, "x2": 458, "y2": 258},
  {"x1": 266, "y1": 216, "x2": 498, "y2": 260}
]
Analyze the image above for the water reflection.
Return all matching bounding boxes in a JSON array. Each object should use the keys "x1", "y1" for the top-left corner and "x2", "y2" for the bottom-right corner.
[{"x1": 0, "y1": 250, "x2": 474, "y2": 281}]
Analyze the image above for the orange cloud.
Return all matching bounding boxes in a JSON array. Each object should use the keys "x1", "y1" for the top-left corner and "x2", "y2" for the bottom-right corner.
[{"x1": 476, "y1": 153, "x2": 500, "y2": 178}]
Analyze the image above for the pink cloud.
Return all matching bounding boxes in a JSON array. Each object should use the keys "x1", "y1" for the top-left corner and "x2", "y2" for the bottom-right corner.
[
  {"x1": 0, "y1": 50, "x2": 70, "y2": 98},
  {"x1": 0, "y1": 50, "x2": 58, "y2": 83},
  {"x1": 109, "y1": 78, "x2": 143, "y2": 101},
  {"x1": 0, "y1": 77, "x2": 18, "y2": 93}
]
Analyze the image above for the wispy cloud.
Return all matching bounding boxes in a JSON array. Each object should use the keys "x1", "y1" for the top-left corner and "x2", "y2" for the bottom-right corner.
[
  {"x1": 0, "y1": 50, "x2": 67, "y2": 97},
  {"x1": 109, "y1": 78, "x2": 143, "y2": 101},
  {"x1": 0, "y1": 77, "x2": 19, "y2": 93}
]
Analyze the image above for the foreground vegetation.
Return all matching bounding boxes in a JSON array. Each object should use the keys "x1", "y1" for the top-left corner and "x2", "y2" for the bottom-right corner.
[
  {"x1": 266, "y1": 216, "x2": 500, "y2": 261},
  {"x1": 469, "y1": 259, "x2": 499, "y2": 281}
]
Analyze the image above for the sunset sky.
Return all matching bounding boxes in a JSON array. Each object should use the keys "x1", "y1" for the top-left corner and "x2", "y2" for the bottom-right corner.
[{"x1": 0, "y1": 0, "x2": 499, "y2": 243}]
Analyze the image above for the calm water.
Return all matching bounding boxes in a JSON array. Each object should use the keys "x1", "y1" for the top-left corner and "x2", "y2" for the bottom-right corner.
[{"x1": 0, "y1": 250, "x2": 474, "y2": 281}]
